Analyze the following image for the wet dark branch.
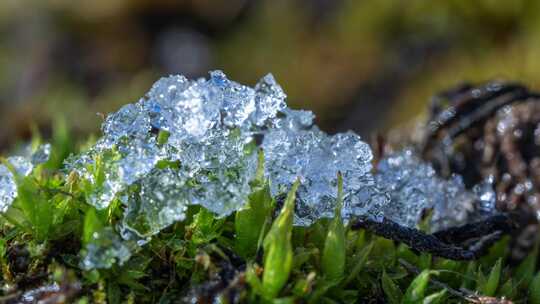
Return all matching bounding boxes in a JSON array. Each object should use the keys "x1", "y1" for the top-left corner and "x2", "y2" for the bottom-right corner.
[
  {"x1": 351, "y1": 216, "x2": 509, "y2": 260},
  {"x1": 432, "y1": 214, "x2": 514, "y2": 244}
]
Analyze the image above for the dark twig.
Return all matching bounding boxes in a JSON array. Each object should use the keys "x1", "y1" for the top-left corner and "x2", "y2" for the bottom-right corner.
[
  {"x1": 352, "y1": 216, "x2": 509, "y2": 260},
  {"x1": 433, "y1": 214, "x2": 514, "y2": 244}
]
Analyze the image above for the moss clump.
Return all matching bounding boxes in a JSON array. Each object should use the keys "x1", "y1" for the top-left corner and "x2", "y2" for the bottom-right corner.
[{"x1": 0, "y1": 122, "x2": 536, "y2": 304}]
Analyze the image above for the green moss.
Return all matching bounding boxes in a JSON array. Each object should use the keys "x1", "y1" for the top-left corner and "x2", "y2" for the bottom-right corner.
[{"x1": 0, "y1": 123, "x2": 535, "y2": 303}]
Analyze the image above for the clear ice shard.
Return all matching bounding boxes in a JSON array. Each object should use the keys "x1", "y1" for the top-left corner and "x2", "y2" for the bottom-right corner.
[
  {"x1": 375, "y1": 148, "x2": 496, "y2": 232},
  {"x1": 0, "y1": 144, "x2": 51, "y2": 213},
  {"x1": 120, "y1": 168, "x2": 189, "y2": 240},
  {"x1": 262, "y1": 110, "x2": 387, "y2": 226}
]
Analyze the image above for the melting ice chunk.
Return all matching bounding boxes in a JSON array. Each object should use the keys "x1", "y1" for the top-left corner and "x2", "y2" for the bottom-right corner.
[
  {"x1": 121, "y1": 168, "x2": 189, "y2": 240},
  {"x1": 81, "y1": 228, "x2": 132, "y2": 270},
  {"x1": 68, "y1": 72, "x2": 262, "y2": 216},
  {"x1": 376, "y1": 148, "x2": 496, "y2": 232},
  {"x1": 67, "y1": 71, "x2": 382, "y2": 237},
  {"x1": 262, "y1": 110, "x2": 386, "y2": 226}
]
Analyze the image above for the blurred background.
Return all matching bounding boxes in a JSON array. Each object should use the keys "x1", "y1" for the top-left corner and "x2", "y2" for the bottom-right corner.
[{"x1": 1, "y1": 0, "x2": 540, "y2": 151}]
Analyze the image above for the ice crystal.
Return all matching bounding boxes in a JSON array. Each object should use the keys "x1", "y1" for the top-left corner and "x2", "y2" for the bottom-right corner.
[
  {"x1": 376, "y1": 148, "x2": 496, "y2": 232},
  {"x1": 0, "y1": 144, "x2": 51, "y2": 213},
  {"x1": 252, "y1": 74, "x2": 287, "y2": 126},
  {"x1": 81, "y1": 228, "x2": 132, "y2": 270},
  {"x1": 121, "y1": 168, "x2": 189, "y2": 240},
  {"x1": 262, "y1": 110, "x2": 387, "y2": 225}
]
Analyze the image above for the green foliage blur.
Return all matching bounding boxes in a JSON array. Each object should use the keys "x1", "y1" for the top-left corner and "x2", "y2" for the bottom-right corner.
[{"x1": 2, "y1": 0, "x2": 540, "y2": 150}]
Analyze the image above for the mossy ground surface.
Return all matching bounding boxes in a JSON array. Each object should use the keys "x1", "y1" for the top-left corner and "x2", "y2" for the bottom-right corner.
[{"x1": 0, "y1": 123, "x2": 538, "y2": 304}]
